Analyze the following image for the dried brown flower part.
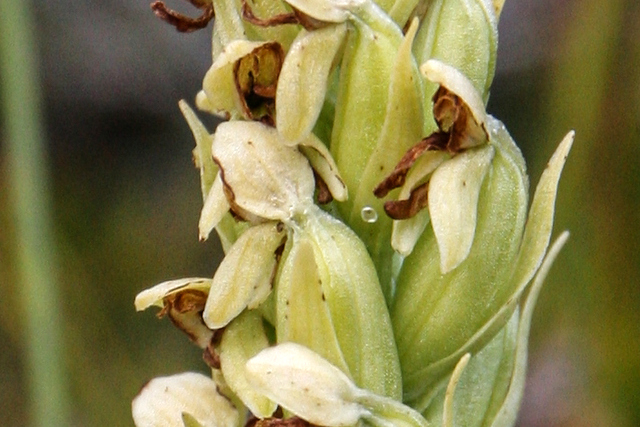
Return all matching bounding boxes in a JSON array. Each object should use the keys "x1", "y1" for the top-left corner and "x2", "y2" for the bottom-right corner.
[
  {"x1": 373, "y1": 131, "x2": 448, "y2": 199},
  {"x1": 432, "y1": 86, "x2": 487, "y2": 153},
  {"x1": 233, "y1": 42, "x2": 284, "y2": 122},
  {"x1": 159, "y1": 289, "x2": 214, "y2": 349},
  {"x1": 246, "y1": 415, "x2": 318, "y2": 427},
  {"x1": 150, "y1": 0, "x2": 214, "y2": 33},
  {"x1": 383, "y1": 181, "x2": 429, "y2": 220}
]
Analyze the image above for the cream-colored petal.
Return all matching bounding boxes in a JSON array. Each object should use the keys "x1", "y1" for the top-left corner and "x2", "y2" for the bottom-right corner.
[
  {"x1": 276, "y1": 23, "x2": 348, "y2": 144},
  {"x1": 134, "y1": 278, "x2": 212, "y2": 312},
  {"x1": 428, "y1": 145, "x2": 495, "y2": 273},
  {"x1": 246, "y1": 342, "x2": 368, "y2": 426},
  {"x1": 203, "y1": 222, "x2": 285, "y2": 329},
  {"x1": 199, "y1": 172, "x2": 231, "y2": 241},
  {"x1": 212, "y1": 121, "x2": 316, "y2": 221},
  {"x1": 299, "y1": 132, "x2": 348, "y2": 201},
  {"x1": 132, "y1": 372, "x2": 239, "y2": 427},
  {"x1": 391, "y1": 209, "x2": 430, "y2": 256}
]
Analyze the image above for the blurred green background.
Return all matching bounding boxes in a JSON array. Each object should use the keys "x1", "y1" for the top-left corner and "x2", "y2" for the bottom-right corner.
[{"x1": 0, "y1": 0, "x2": 638, "y2": 425}]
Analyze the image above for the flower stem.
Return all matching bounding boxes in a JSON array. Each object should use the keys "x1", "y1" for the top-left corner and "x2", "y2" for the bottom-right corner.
[{"x1": 0, "y1": 0, "x2": 70, "y2": 425}]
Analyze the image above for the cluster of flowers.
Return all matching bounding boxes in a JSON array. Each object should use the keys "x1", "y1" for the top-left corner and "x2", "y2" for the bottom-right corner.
[{"x1": 131, "y1": 1, "x2": 573, "y2": 426}]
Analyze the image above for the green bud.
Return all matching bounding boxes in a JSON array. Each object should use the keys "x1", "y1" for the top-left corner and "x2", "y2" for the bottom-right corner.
[
  {"x1": 275, "y1": 205, "x2": 402, "y2": 399},
  {"x1": 419, "y1": 232, "x2": 569, "y2": 427},
  {"x1": 329, "y1": 11, "x2": 422, "y2": 301},
  {"x1": 302, "y1": 209, "x2": 403, "y2": 398},
  {"x1": 413, "y1": 0, "x2": 498, "y2": 102},
  {"x1": 391, "y1": 124, "x2": 573, "y2": 404}
]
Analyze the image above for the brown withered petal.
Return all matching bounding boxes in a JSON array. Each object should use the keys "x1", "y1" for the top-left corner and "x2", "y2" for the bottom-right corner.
[
  {"x1": 374, "y1": 132, "x2": 448, "y2": 198},
  {"x1": 246, "y1": 416, "x2": 318, "y2": 427},
  {"x1": 150, "y1": 1, "x2": 214, "y2": 33},
  {"x1": 241, "y1": 0, "x2": 299, "y2": 27},
  {"x1": 160, "y1": 290, "x2": 214, "y2": 348},
  {"x1": 383, "y1": 182, "x2": 430, "y2": 220},
  {"x1": 313, "y1": 170, "x2": 333, "y2": 204},
  {"x1": 233, "y1": 42, "x2": 284, "y2": 121}
]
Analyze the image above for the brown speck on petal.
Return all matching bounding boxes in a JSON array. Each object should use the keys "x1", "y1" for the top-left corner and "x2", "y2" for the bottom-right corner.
[
  {"x1": 241, "y1": 0, "x2": 298, "y2": 27},
  {"x1": 374, "y1": 132, "x2": 448, "y2": 198},
  {"x1": 150, "y1": 1, "x2": 214, "y2": 33},
  {"x1": 383, "y1": 181, "x2": 429, "y2": 220}
]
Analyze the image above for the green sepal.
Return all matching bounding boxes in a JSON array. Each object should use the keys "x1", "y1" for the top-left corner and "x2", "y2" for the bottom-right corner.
[
  {"x1": 392, "y1": 120, "x2": 529, "y2": 402},
  {"x1": 219, "y1": 310, "x2": 277, "y2": 418},
  {"x1": 275, "y1": 231, "x2": 351, "y2": 376},
  {"x1": 413, "y1": 0, "x2": 498, "y2": 105},
  {"x1": 303, "y1": 208, "x2": 403, "y2": 400}
]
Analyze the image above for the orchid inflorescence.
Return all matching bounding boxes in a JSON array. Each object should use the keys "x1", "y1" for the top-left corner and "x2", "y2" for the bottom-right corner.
[{"x1": 131, "y1": 1, "x2": 573, "y2": 426}]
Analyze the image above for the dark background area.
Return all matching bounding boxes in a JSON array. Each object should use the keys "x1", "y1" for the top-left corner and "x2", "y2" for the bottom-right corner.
[{"x1": 1, "y1": 0, "x2": 639, "y2": 425}]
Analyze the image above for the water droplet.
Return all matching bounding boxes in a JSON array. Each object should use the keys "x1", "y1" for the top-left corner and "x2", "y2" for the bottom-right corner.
[{"x1": 360, "y1": 205, "x2": 378, "y2": 223}]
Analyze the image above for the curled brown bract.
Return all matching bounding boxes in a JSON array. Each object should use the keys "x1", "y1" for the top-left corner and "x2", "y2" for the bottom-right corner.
[
  {"x1": 383, "y1": 181, "x2": 429, "y2": 220},
  {"x1": 373, "y1": 132, "x2": 448, "y2": 198},
  {"x1": 150, "y1": 0, "x2": 214, "y2": 33}
]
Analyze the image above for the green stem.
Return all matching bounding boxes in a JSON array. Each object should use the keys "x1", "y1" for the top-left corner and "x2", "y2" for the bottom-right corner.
[{"x1": 0, "y1": 1, "x2": 70, "y2": 426}]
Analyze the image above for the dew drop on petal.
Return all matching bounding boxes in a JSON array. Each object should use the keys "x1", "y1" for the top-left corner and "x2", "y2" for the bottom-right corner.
[{"x1": 360, "y1": 205, "x2": 378, "y2": 223}]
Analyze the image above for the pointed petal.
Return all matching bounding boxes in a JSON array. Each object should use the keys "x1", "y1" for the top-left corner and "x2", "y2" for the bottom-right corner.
[
  {"x1": 429, "y1": 145, "x2": 495, "y2": 273},
  {"x1": 299, "y1": 133, "x2": 348, "y2": 202},
  {"x1": 276, "y1": 23, "x2": 348, "y2": 144},
  {"x1": 199, "y1": 172, "x2": 231, "y2": 241},
  {"x1": 203, "y1": 222, "x2": 285, "y2": 329}
]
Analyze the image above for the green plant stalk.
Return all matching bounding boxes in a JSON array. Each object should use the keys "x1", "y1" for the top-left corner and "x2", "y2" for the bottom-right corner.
[{"x1": 0, "y1": 0, "x2": 70, "y2": 425}]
